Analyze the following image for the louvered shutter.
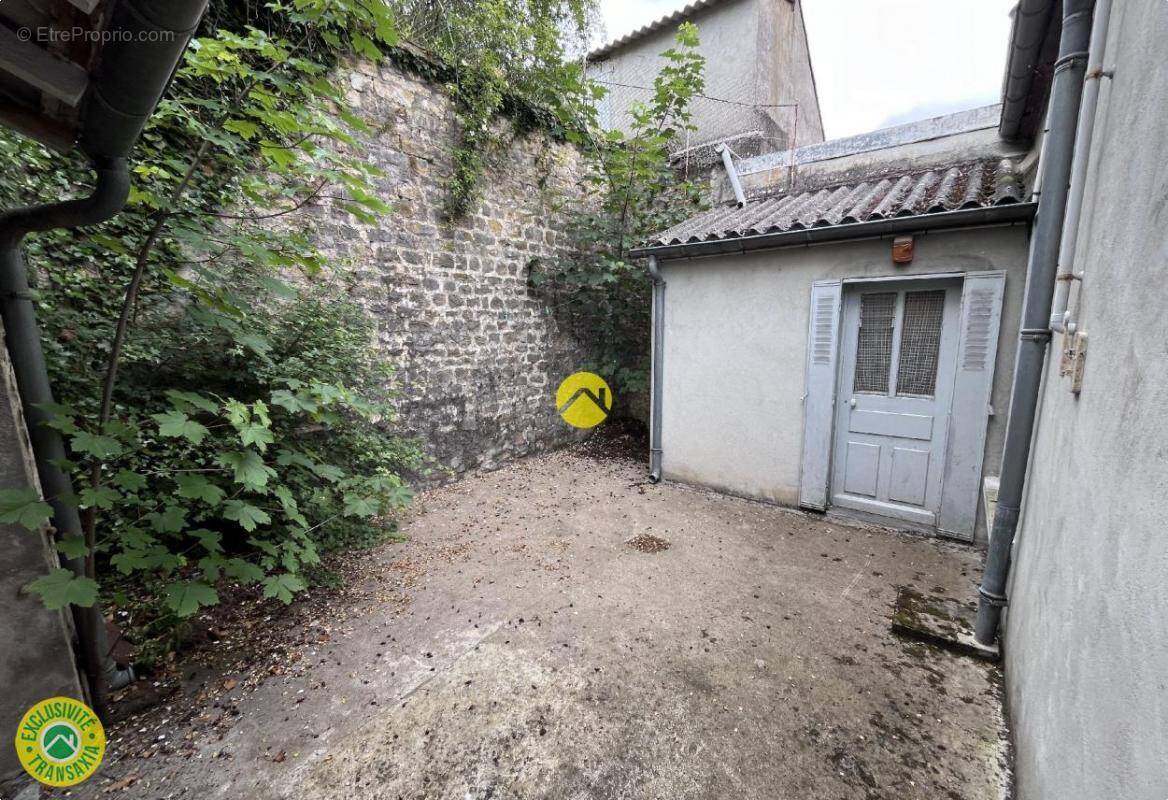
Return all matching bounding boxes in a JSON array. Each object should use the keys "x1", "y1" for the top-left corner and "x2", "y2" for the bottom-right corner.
[
  {"x1": 938, "y1": 271, "x2": 1007, "y2": 540},
  {"x1": 799, "y1": 281, "x2": 843, "y2": 510}
]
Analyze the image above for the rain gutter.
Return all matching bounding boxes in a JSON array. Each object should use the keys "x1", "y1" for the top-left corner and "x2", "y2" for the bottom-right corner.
[{"x1": 1001, "y1": 0, "x2": 1061, "y2": 140}]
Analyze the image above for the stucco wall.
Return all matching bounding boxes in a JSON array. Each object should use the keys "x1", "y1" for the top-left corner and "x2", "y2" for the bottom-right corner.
[
  {"x1": 589, "y1": 0, "x2": 822, "y2": 149},
  {"x1": 1004, "y1": 1, "x2": 1168, "y2": 797},
  {"x1": 0, "y1": 321, "x2": 85, "y2": 791},
  {"x1": 761, "y1": 0, "x2": 824, "y2": 147},
  {"x1": 657, "y1": 225, "x2": 1030, "y2": 541}
]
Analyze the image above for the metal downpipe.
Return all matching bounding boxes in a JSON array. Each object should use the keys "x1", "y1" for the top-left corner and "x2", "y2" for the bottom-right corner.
[
  {"x1": 1050, "y1": 0, "x2": 1113, "y2": 332},
  {"x1": 648, "y1": 256, "x2": 665, "y2": 483},
  {"x1": 0, "y1": 158, "x2": 133, "y2": 707},
  {"x1": 0, "y1": 0, "x2": 209, "y2": 708},
  {"x1": 79, "y1": 0, "x2": 210, "y2": 160},
  {"x1": 975, "y1": 0, "x2": 1095, "y2": 646}
]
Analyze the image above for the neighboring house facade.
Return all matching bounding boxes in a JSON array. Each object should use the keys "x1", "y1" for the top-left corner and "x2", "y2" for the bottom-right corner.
[
  {"x1": 634, "y1": 107, "x2": 1028, "y2": 544},
  {"x1": 586, "y1": 0, "x2": 824, "y2": 155}
]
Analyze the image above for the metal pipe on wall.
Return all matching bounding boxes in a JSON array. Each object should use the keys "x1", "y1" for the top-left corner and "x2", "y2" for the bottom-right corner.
[
  {"x1": 1050, "y1": 0, "x2": 1113, "y2": 332},
  {"x1": 79, "y1": 0, "x2": 210, "y2": 160},
  {"x1": 0, "y1": 0, "x2": 210, "y2": 712},
  {"x1": 975, "y1": 0, "x2": 1095, "y2": 646},
  {"x1": 0, "y1": 158, "x2": 132, "y2": 709},
  {"x1": 648, "y1": 256, "x2": 665, "y2": 483}
]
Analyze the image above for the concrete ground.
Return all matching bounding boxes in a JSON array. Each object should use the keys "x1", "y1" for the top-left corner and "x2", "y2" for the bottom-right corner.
[{"x1": 61, "y1": 444, "x2": 1009, "y2": 800}]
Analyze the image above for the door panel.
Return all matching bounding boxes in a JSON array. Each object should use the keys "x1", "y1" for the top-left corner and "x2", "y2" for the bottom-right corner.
[
  {"x1": 831, "y1": 280, "x2": 962, "y2": 526},
  {"x1": 843, "y1": 442, "x2": 881, "y2": 497},
  {"x1": 889, "y1": 447, "x2": 930, "y2": 505},
  {"x1": 849, "y1": 410, "x2": 933, "y2": 440},
  {"x1": 937, "y1": 271, "x2": 1007, "y2": 540}
]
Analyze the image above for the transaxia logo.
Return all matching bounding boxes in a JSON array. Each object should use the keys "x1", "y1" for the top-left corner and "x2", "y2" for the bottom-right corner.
[{"x1": 15, "y1": 697, "x2": 105, "y2": 787}]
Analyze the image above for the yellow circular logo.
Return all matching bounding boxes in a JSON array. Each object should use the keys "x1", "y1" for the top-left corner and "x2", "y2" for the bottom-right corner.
[
  {"x1": 556, "y1": 371, "x2": 613, "y2": 429},
  {"x1": 15, "y1": 697, "x2": 105, "y2": 787}
]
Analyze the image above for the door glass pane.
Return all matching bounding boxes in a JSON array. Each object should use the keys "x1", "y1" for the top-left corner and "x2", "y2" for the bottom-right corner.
[
  {"x1": 896, "y1": 290, "x2": 946, "y2": 396},
  {"x1": 853, "y1": 292, "x2": 897, "y2": 393}
]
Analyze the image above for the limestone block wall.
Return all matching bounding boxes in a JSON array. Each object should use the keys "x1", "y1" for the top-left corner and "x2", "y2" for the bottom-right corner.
[{"x1": 309, "y1": 56, "x2": 595, "y2": 479}]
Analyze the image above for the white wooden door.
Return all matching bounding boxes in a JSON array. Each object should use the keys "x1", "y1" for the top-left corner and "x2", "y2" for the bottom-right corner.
[{"x1": 830, "y1": 280, "x2": 962, "y2": 526}]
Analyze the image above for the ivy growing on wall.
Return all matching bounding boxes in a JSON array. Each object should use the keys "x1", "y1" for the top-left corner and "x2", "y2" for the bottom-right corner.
[
  {"x1": 0, "y1": 0, "x2": 416, "y2": 637},
  {"x1": 533, "y1": 23, "x2": 708, "y2": 398},
  {"x1": 390, "y1": 6, "x2": 706, "y2": 397},
  {"x1": 0, "y1": 0, "x2": 706, "y2": 668},
  {"x1": 391, "y1": 0, "x2": 601, "y2": 218}
]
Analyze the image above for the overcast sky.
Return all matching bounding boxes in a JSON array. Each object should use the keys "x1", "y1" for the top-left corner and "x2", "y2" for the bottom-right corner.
[{"x1": 596, "y1": 0, "x2": 1018, "y2": 139}]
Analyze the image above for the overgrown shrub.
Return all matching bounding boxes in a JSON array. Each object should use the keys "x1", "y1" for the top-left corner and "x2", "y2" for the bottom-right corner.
[
  {"x1": 0, "y1": 2, "x2": 704, "y2": 641},
  {"x1": 0, "y1": 0, "x2": 415, "y2": 628}
]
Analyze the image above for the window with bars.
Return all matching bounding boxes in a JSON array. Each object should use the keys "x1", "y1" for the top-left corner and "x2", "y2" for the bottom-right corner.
[
  {"x1": 896, "y1": 290, "x2": 946, "y2": 396},
  {"x1": 853, "y1": 292, "x2": 896, "y2": 393}
]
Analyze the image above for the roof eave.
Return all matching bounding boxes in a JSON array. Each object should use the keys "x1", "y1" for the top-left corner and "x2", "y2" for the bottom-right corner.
[
  {"x1": 629, "y1": 202, "x2": 1038, "y2": 261},
  {"x1": 999, "y1": 0, "x2": 1060, "y2": 141}
]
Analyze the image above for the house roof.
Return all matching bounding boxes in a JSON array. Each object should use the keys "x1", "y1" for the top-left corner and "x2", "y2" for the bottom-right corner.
[
  {"x1": 0, "y1": 0, "x2": 110, "y2": 150},
  {"x1": 646, "y1": 157, "x2": 1026, "y2": 249},
  {"x1": 587, "y1": 0, "x2": 737, "y2": 61},
  {"x1": 0, "y1": 0, "x2": 207, "y2": 156}
]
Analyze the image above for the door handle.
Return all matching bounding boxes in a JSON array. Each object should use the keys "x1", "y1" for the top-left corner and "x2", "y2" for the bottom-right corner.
[{"x1": 849, "y1": 398, "x2": 857, "y2": 409}]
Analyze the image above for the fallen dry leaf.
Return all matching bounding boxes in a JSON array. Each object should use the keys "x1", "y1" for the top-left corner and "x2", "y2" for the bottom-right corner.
[{"x1": 104, "y1": 773, "x2": 139, "y2": 792}]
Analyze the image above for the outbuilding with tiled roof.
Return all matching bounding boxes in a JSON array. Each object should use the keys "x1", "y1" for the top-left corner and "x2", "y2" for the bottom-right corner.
[{"x1": 638, "y1": 107, "x2": 1035, "y2": 545}]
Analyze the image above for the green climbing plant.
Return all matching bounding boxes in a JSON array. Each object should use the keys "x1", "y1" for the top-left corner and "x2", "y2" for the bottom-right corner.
[
  {"x1": 532, "y1": 22, "x2": 707, "y2": 397},
  {"x1": 391, "y1": 0, "x2": 600, "y2": 218},
  {"x1": 0, "y1": 3, "x2": 704, "y2": 639},
  {"x1": 0, "y1": 0, "x2": 417, "y2": 626}
]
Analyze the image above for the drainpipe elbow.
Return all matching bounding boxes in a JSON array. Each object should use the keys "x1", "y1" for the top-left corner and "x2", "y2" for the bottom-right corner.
[
  {"x1": 647, "y1": 254, "x2": 664, "y2": 285},
  {"x1": 0, "y1": 157, "x2": 130, "y2": 249}
]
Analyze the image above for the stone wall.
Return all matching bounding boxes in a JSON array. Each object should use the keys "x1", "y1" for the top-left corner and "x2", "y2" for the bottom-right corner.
[{"x1": 309, "y1": 56, "x2": 595, "y2": 479}]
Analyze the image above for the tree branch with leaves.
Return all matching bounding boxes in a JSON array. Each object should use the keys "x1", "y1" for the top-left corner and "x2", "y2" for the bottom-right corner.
[{"x1": 0, "y1": 0, "x2": 419, "y2": 655}]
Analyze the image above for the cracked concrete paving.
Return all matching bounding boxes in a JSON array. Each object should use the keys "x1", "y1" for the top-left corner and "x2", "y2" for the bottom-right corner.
[{"x1": 65, "y1": 446, "x2": 1009, "y2": 800}]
